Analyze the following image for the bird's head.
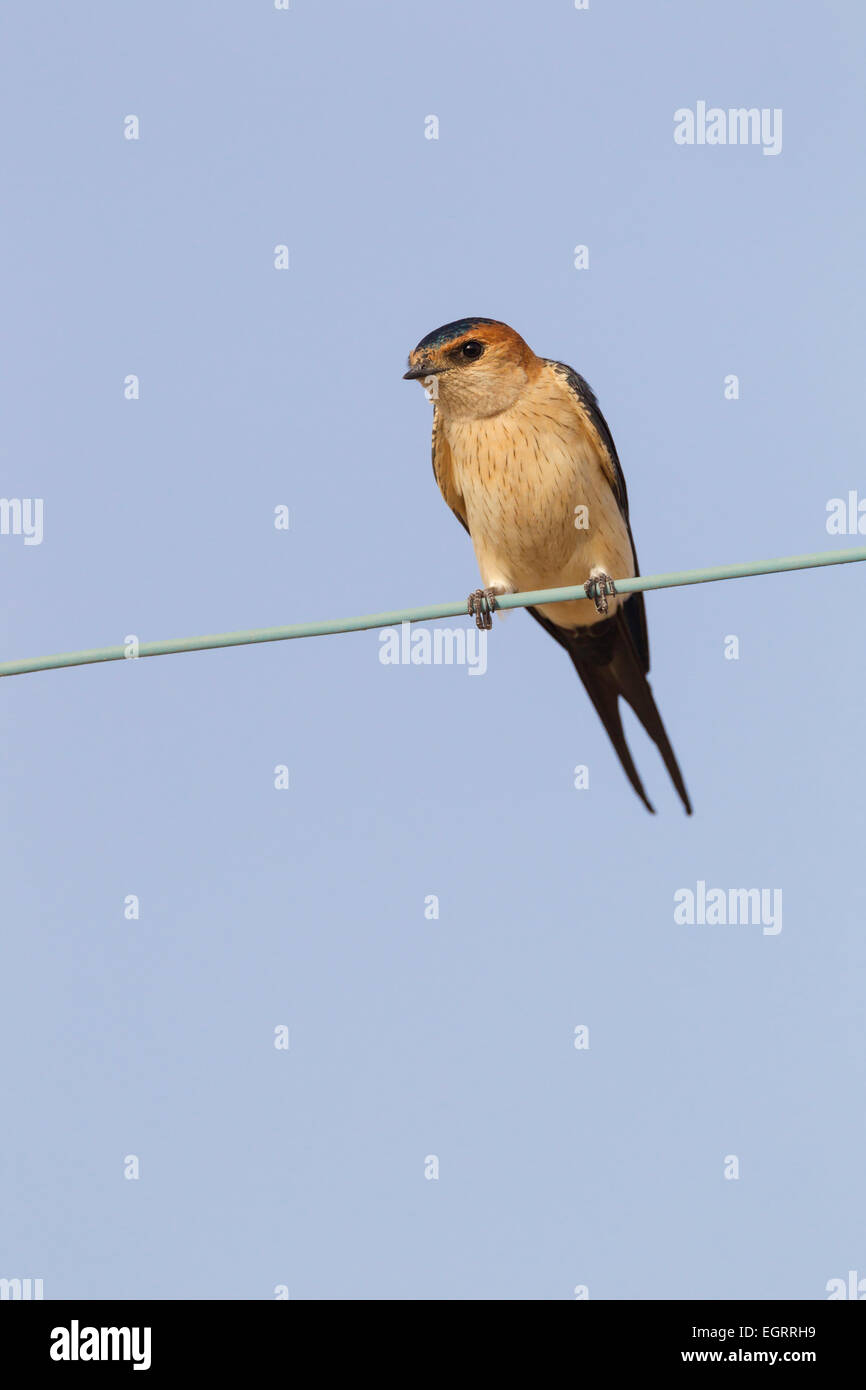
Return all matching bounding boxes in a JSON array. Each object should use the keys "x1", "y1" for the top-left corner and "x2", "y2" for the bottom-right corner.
[{"x1": 403, "y1": 318, "x2": 539, "y2": 419}]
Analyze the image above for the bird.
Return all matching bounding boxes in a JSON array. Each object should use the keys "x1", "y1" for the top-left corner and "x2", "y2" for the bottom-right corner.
[{"x1": 403, "y1": 317, "x2": 692, "y2": 814}]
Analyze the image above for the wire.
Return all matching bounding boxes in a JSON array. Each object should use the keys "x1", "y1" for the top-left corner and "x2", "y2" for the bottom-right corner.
[{"x1": 1, "y1": 545, "x2": 864, "y2": 679}]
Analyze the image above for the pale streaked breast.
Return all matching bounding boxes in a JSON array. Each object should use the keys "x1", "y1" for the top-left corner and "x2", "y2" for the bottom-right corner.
[{"x1": 443, "y1": 373, "x2": 636, "y2": 628}]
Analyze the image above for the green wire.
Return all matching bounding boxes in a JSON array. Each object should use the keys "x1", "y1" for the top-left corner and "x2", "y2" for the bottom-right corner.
[{"x1": 1, "y1": 546, "x2": 864, "y2": 679}]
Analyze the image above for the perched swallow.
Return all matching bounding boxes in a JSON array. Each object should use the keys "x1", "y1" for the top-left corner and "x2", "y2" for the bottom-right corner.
[{"x1": 404, "y1": 317, "x2": 692, "y2": 814}]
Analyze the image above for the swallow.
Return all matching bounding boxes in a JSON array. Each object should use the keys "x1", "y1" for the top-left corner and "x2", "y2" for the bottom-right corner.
[{"x1": 404, "y1": 317, "x2": 692, "y2": 814}]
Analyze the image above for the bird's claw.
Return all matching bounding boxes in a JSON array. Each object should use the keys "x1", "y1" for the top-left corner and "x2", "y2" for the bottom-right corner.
[
  {"x1": 584, "y1": 571, "x2": 617, "y2": 615},
  {"x1": 467, "y1": 587, "x2": 498, "y2": 630}
]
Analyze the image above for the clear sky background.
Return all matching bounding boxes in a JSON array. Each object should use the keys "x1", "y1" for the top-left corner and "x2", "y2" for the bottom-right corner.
[{"x1": 1, "y1": 0, "x2": 864, "y2": 1301}]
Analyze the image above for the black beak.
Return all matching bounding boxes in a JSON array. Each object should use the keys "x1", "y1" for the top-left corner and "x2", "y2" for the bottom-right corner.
[{"x1": 403, "y1": 363, "x2": 443, "y2": 380}]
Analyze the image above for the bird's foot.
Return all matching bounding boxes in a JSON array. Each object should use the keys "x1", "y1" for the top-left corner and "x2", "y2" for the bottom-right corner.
[
  {"x1": 584, "y1": 569, "x2": 617, "y2": 615},
  {"x1": 467, "y1": 587, "x2": 500, "y2": 630}
]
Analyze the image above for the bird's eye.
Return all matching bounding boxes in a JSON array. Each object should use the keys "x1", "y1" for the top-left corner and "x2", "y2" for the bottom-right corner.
[{"x1": 460, "y1": 340, "x2": 484, "y2": 361}]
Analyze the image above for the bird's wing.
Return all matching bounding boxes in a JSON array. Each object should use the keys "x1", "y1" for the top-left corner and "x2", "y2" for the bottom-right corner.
[
  {"x1": 432, "y1": 404, "x2": 469, "y2": 533},
  {"x1": 545, "y1": 360, "x2": 650, "y2": 674}
]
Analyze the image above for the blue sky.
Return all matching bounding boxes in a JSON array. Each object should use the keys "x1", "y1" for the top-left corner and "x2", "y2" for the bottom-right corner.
[{"x1": 1, "y1": 0, "x2": 864, "y2": 1299}]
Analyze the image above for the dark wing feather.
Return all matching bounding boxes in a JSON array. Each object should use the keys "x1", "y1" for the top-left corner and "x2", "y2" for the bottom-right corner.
[
  {"x1": 545, "y1": 360, "x2": 650, "y2": 673},
  {"x1": 528, "y1": 605, "x2": 692, "y2": 814}
]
